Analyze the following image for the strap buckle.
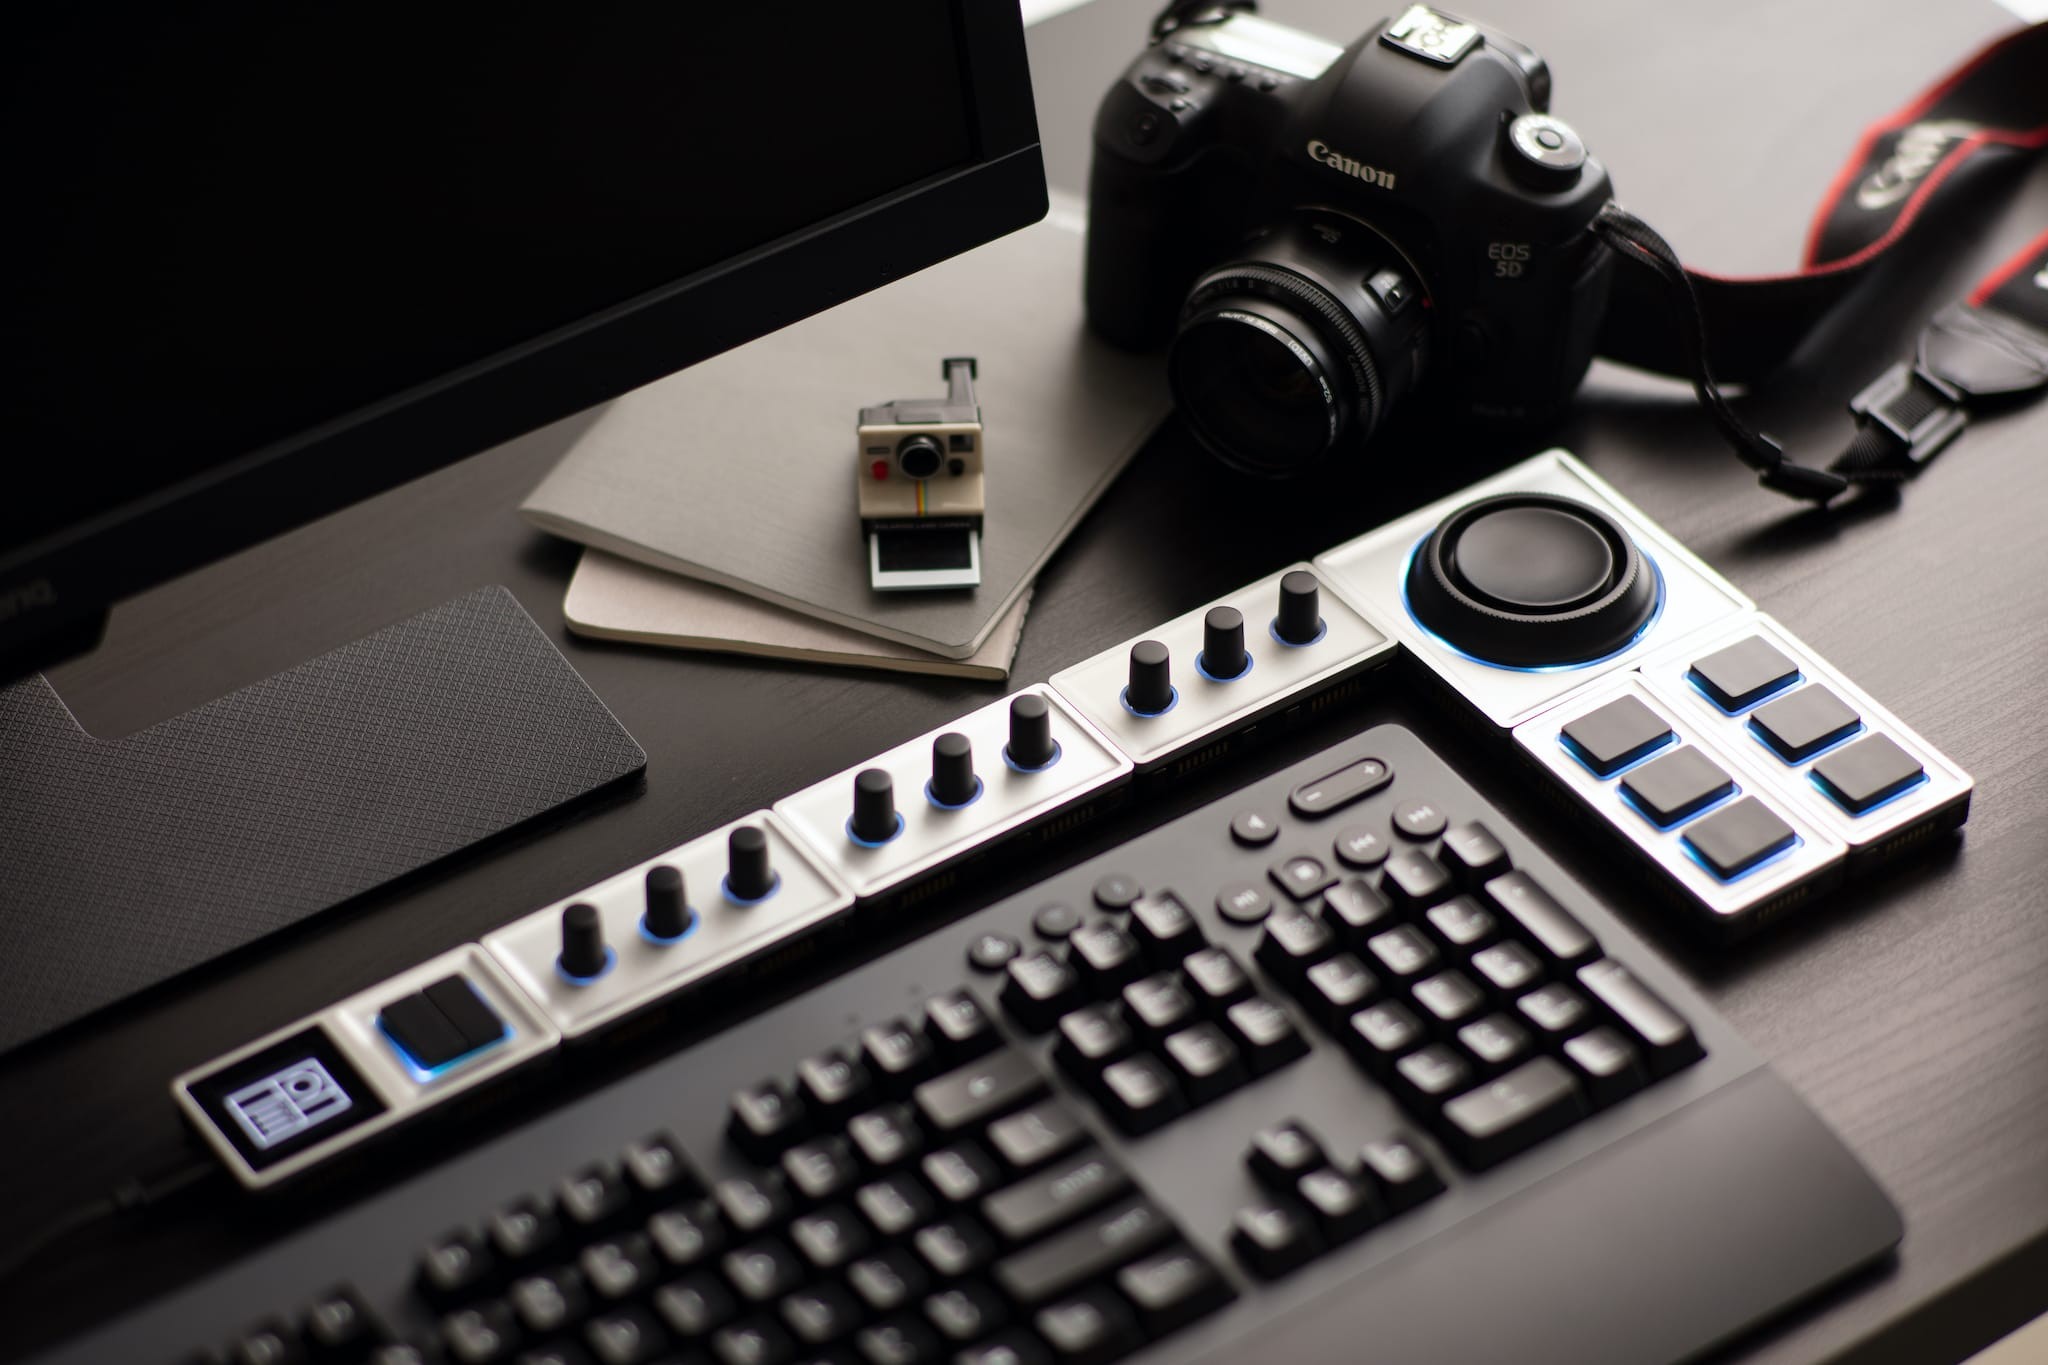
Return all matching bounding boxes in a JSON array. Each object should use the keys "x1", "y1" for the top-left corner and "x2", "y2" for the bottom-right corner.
[{"x1": 1845, "y1": 361, "x2": 1966, "y2": 472}]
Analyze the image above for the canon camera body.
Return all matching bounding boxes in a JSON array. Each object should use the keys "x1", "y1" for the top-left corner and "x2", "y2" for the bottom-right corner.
[{"x1": 1086, "y1": 5, "x2": 1616, "y2": 475}]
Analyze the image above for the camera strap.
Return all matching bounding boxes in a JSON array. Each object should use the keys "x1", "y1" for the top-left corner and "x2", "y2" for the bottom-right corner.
[{"x1": 1596, "y1": 19, "x2": 2048, "y2": 502}]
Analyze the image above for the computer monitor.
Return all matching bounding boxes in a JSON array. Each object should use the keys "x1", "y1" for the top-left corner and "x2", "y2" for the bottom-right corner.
[{"x1": 0, "y1": 2, "x2": 1045, "y2": 680}]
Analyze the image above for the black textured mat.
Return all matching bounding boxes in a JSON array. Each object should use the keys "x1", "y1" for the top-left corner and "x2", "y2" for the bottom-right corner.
[{"x1": 0, "y1": 586, "x2": 646, "y2": 1055}]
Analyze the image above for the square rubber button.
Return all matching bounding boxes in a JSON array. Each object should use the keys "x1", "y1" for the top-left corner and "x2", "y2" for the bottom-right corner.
[
  {"x1": 1812, "y1": 733, "x2": 1925, "y2": 813},
  {"x1": 1682, "y1": 797, "x2": 1797, "y2": 879},
  {"x1": 1750, "y1": 685, "x2": 1861, "y2": 762},
  {"x1": 1687, "y1": 636, "x2": 1800, "y2": 711},
  {"x1": 1559, "y1": 695, "x2": 1673, "y2": 777},
  {"x1": 1620, "y1": 747, "x2": 1734, "y2": 827}
]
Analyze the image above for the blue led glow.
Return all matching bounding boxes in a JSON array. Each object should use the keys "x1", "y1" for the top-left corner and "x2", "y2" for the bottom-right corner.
[
  {"x1": 1684, "y1": 667, "x2": 1802, "y2": 716},
  {"x1": 1749, "y1": 718, "x2": 1865, "y2": 766},
  {"x1": 1002, "y1": 740, "x2": 1063, "y2": 774},
  {"x1": 1120, "y1": 685, "x2": 1179, "y2": 718},
  {"x1": 1618, "y1": 781, "x2": 1741, "y2": 832},
  {"x1": 377, "y1": 1020, "x2": 513, "y2": 1083},
  {"x1": 925, "y1": 776, "x2": 986, "y2": 811},
  {"x1": 556, "y1": 945, "x2": 616, "y2": 987},
  {"x1": 1268, "y1": 617, "x2": 1327, "y2": 648},
  {"x1": 1680, "y1": 831, "x2": 1804, "y2": 884},
  {"x1": 1195, "y1": 651, "x2": 1254, "y2": 684},
  {"x1": 1398, "y1": 534, "x2": 1668, "y2": 674},
  {"x1": 639, "y1": 912, "x2": 700, "y2": 947},
  {"x1": 844, "y1": 812, "x2": 905, "y2": 848},
  {"x1": 722, "y1": 873, "x2": 783, "y2": 906},
  {"x1": 1811, "y1": 768, "x2": 1930, "y2": 817},
  {"x1": 1559, "y1": 728, "x2": 1677, "y2": 780}
]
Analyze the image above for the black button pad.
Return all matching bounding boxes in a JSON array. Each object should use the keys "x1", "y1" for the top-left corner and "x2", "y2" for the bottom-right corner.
[
  {"x1": 1687, "y1": 635, "x2": 1801, "y2": 711},
  {"x1": 377, "y1": 975, "x2": 506, "y2": 1072},
  {"x1": 1681, "y1": 797, "x2": 1799, "y2": 880},
  {"x1": 1812, "y1": 734, "x2": 1926, "y2": 813},
  {"x1": 1559, "y1": 695, "x2": 1673, "y2": 776},
  {"x1": 1620, "y1": 747, "x2": 1735, "y2": 828},
  {"x1": 1750, "y1": 685, "x2": 1862, "y2": 763}
]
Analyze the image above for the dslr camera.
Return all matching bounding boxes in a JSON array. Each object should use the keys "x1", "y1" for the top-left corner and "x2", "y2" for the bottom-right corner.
[{"x1": 1087, "y1": 4, "x2": 1615, "y2": 475}]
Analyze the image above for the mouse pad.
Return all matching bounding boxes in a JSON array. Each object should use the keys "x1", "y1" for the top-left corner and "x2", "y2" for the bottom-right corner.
[{"x1": 0, "y1": 586, "x2": 646, "y2": 1056}]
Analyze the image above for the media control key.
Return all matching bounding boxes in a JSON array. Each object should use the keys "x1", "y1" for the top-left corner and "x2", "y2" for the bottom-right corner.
[{"x1": 1289, "y1": 758, "x2": 1394, "y2": 818}]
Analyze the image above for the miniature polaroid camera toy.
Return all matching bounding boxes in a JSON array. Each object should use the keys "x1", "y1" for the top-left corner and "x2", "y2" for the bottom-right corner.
[
  {"x1": 1086, "y1": 4, "x2": 1614, "y2": 476},
  {"x1": 857, "y1": 357, "x2": 986, "y2": 591}
]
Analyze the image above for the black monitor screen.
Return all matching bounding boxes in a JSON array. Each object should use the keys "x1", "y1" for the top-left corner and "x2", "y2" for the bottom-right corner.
[{"x1": 3, "y1": 4, "x2": 975, "y2": 553}]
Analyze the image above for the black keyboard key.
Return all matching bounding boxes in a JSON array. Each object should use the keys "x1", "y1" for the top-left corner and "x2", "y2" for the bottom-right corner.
[
  {"x1": 995, "y1": 1195, "x2": 1176, "y2": 1306},
  {"x1": 790, "y1": 1205, "x2": 870, "y2": 1271},
  {"x1": 1002, "y1": 953, "x2": 1085, "y2": 1032},
  {"x1": 1441, "y1": 1056, "x2": 1589, "y2": 1169},
  {"x1": 654, "y1": 1271, "x2": 737, "y2": 1338},
  {"x1": 1228, "y1": 1199, "x2": 1321, "y2": 1280},
  {"x1": 441, "y1": 1302, "x2": 520, "y2": 1364},
  {"x1": 855, "y1": 1317, "x2": 942, "y2": 1365},
  {"x1": 301, "y1": 1285, "x2": 382, "y2": 1363},
  {"x1": 1052, "y1": 1005, "x2": 1133, "y2": 1081},
  {"x1": 1682, "y1": 797, "x2": 1798, "y2": 879},
  {"x1": 1620, "y1": 747, "x2": 1736, "y2": 828},
  {"x1": 915, "y1": 1050, "x2": 1047, "y2": 1135},
  {"x1": 1127, "y1": 890, "x2": 1204, "y2": 963},
  {"x1": 1214, "y1": 880, "x2": 1272, "y2": 926},
  {"x1": 1482, "y1": 872, "x2": 1598, "y2": 967},
  {"x1": 1223, "y1": 997, "x2": 1308, "y2": 1074},
  {"x1": 856, "y1": 1174, "x2": 937, "y2": 1240},
  {"x1": 924, "y1": 991, "x2": 999, "y2": 1061},
  {"x1": 1317, "y1": 877, "x2": 1395, "y2": 944},
  {"x1": 1288, "y1": 756, "x2": 1393, "y2": 818},
  {"x1": 1096, "y1": 1054, "x2": 1184, "y2": 1135},
  {"x1": 1120, "y1": 972, "x2": 1197, "y2": 1041},
  {"x1": 730, "y1": 1081, "x2": 811, "y2": 1163},
  {"x1": 1246, "y1": 1120, "x2": 1326, "y2": 1191},
  {"x1": 847, "y1": 1104, "x2": 925, "y2": 1170},
  {"x1": 956, "y1": 1330, "x2": 1050, "y2": 1365},
  {"x1": 1392, "y1": 798, "x2": 1447, "y2": 841},
  {"x1": 1411, "y1": 970, "x2": 1486, "y2": 1029},
  {"x1": 1115, "y1": 1243, "x2": 1231, "y2": 1337},
  {"x1": 713, "y1": 1172, "x2": 793, "y2": 1237},
  {"x1": 1347, "y1": 1000, "x2": 1425, "y2": 1065},
  {"x1": 1255, "y1": 909, "x2": 1336, "y2": 982},
  {"x1": 1066, "y1": 921, "x2": 1146, "y2": 995},
  {"x1": 511, "y1": 1346, "x2": 589, "y2": 1365},
  {"x1": 777, "y1": 1283, "x2": 863, "y2": 1347},
  {"x1": 227, "y1": 1320, "x2": 303, "y2": 1365},
  {"x1": 1364, "y1": 925, "x2": 1439, "y2": 981},
  {"x1": 1516, "y1": 983, "x2": 1592, "y2": 1040},
  {"x1": 969, "y1": 932, "x2": 1022, "y2": 975},
  {"x1": 1033, "y1": 1286, "x2": 1142, "y2": 1365},
  {"x1": 1229, "y1": 809, "x2": 1281, "y2": 848},
  {"x1": 1295, "y1": 1166, "x2": 1383, "y2": 1245},
  {"x1": 1750, "y1": 684, "x2": 1861, "y2": 762},
  {"x1": 1301, "y1": 953, "x2": 1379, "y2": 1025},
  {"x1": 1813, "y1": 732, "x2": 1925, "y2": 813},
  {"x1": 863, "y1": 1018, "x2": 940, "y2": 1092},
  {"x1": 488, "y1": 1196, "x2": 562, "y2": 1266},
  {"x1": 1424, "y1": 895, "x2": 1497, "y2": 955},
  {"x1": 1562, "y1": 1026, "x2": 1649, "y2": 1106},
  {"x1": 1576, "y1": 960, "x2": 1704, "y2": 1077},
  {"x1": 649, "y1": 1200, "x2": 726, "y2": 1270},
  {"x1": 1162, "y1": 1022, "x2": 1247, "y2": 1105},
  {"x1": 1180, "y1": 947, "x2": 1254, "y2": 1011},
  {"x1": 378, "y1": 993, "x2": 471, "y2": 1072},
  {"x1": 1381, "y1": 849, "x2": 1453, "y2": 910},
  {"x1": 1394, "y1": 1043, "x2": 1472, "y2": 1102},
  {"x1": 922, "y1": 1143, "x2": 1004, "y2": 1206},
  {"x1": 1269, "y1": 852, "x2": 1338, "y2": 901},
  {"x1": 797, "y1": 1051, "x2": 875, "y2": 1121},
  {"x1": 783, "y1": 1136, "x2": 861, "y2": 1206},
  {"x1": 986, "y1": 1100, "x2": 1087, "y2": 1172},
  {"x1": 559, "y1": 1162, "x2": 632, "y2": 1231},
  {"x1": 1093, "y1": 873, "x2": 1144, "y2": 912},
  {"x1": 1438, "y1": 821, "x2": 1509, "y2": 885},
  {"x1": 1357, "y1": 1136, "x2": 1444, "y2": 1213},
  {"x1": 723, "y1": 1239, "x2": 807, "y2": 1304},
  {"x1": 620, "y1": 1132, "x2": 693, "y2": 1200},
  {"x1": 982, "y1": 1148, "x2": 1131, "y2": 1245},
  {"x1": 417, "y1": 1229, "x2": 495, "y2": 1306},
  {"x1": 847, "y1": 1249, "x2": 930, "y2": 1316},
  {"x1": 1471, "y1": 941, "x2": 1543, "y2": 997},
  {"x1": 1333, "y1": 823, "x2": 1390, "y2": 870},
  {"x1": 923, "y1": 1282, "x2": 1009, "y2": 1343},
  {"x1": 1559, "y1": 696, "x2": 1673, "y2": 776},
  {"x1": 1689, "y1": 635, "x2": 1800, "y2": 711},
  {"x1": 579, "y1": 1234, "x2": 658, "y2": 1301},
  {"x1": 584, "y1": 1306, "x2": 668, "y2": 1365},
  {"x1": 1457, "y1": 1013, "x2": 1534, "y2": 1073},
  {"x1": 710, "y1": 1317, "x2": 795, "y2": 1365}
]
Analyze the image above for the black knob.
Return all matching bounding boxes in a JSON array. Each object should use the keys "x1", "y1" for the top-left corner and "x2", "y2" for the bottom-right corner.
[
  {"x1": 1125, "y1": 640, "x2": 1175, "y2": 714},
  {"x1": 558, "y1": 901, "x2": 609, "y2": 979},
  {"x1": 850, "y1": 768, "x2": 900, "y2": 843},
  {"x1": 930, "y1": 732, "x2": 979, "y2": 806},
  {"x1": 643, "y1": 865, "x2": 691, "y2": 940},
  {"x1": 1200, "y1": 605, "x2": 1248, "y2": 679},
  {"x1": 1005, "y1": 693, "x2": 1059, "y2": 770},
  {"x1": 1275, "y1": 570, "x2": 1324, "y2": 645},
  {"x1": 1504, "y1": 114, "x2": 1587, "y2": 193},
  {"x1": 1405, "y1": 493, "x2": 1660, "y2": 667},
  {"x1": 726, "y1": 825, "x2": 777, "y2": 901}
]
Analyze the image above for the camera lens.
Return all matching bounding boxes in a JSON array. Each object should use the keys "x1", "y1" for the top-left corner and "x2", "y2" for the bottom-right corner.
[
  {"x1": 896, "y1": 434, "x2": 944, "y2": 480},
  {"x1": 1169, "y1": 214, "x2": 1427, "y2": 476}
]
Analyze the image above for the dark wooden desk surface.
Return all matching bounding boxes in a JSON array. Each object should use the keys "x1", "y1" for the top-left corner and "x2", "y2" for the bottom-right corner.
[{"x1": 6, "y1": 1, "x2": 2047, "y2": 1361}]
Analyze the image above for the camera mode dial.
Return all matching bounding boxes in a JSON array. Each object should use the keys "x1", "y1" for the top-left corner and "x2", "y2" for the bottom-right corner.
[
  {"x1": 1405, "y1": 493, "x2": 1658, "y2": 667},
  {"x1": 1504, "y1": 114, "x2": 1587, "y2": 192}
]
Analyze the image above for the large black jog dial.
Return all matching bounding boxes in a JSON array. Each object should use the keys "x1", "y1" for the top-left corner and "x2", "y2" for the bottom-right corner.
[{"x1": 1405, "y1": 493, "x2": 1660, "y2": 667}]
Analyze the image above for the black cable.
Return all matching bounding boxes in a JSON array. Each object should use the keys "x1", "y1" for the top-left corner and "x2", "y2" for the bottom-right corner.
[{"x1": 0, "y1": 1153, "x2": 218, "y2": 1288}]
